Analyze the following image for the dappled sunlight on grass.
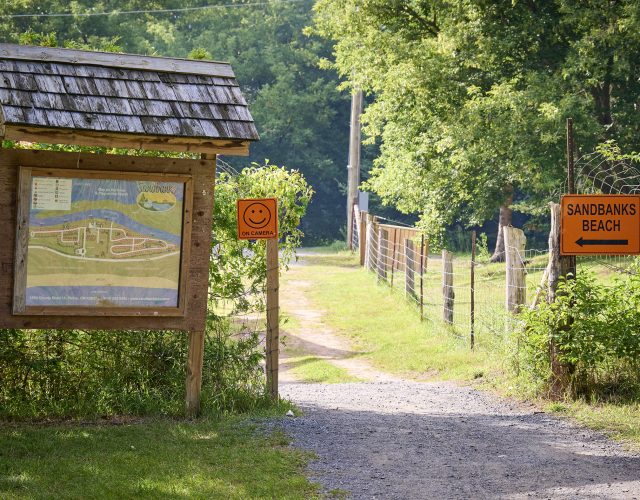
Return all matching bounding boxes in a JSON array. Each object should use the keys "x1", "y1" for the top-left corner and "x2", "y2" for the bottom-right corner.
[{"x1": 0, "y1": 418, "x2": 318, "y2": 499}]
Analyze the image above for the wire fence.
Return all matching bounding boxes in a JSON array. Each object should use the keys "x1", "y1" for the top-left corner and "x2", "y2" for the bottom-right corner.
[
  {"x1": 352, "y1": 200, "x2": 640, "y2": 349},
  {"x1": 353, "y1": 194, "x2": 640, "y2": 350}
]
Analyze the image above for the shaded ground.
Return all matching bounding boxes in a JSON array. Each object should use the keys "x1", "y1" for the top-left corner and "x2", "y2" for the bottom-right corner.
[
  {"x1": 278, "y1": 253, "x2": 640, "y2": 499},
  {"x1": 281, "y1": 381, "x2": 640, "y2": 499}
]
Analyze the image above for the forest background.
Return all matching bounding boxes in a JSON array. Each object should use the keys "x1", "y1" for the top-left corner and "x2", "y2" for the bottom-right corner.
[{"x1": 2, "y1": 0, "x2": 640, "y2": 251}]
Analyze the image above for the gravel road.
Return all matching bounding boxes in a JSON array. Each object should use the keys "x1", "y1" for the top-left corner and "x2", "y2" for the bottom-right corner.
[{"x1": 279, "y1": 380, "x2": 640, "y2": 499}]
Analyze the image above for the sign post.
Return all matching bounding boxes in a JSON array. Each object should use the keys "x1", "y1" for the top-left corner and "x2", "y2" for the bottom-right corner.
[
  {"x1": 237, "y1": 198, "x2": 279, "y2": 399},
  {"x1": 561, "y1": 194, "x2": 640, "y2": 255}
]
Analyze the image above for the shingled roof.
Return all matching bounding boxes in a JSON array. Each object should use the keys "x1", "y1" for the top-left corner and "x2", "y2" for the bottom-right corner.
[{"x1": 0, "y1": 44, "x2": 258, "y2": 155}]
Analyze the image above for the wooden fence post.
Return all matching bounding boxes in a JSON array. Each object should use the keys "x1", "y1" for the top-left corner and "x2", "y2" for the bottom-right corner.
[
  {"x1": 420, "y1": 235, "x2": 426, "y2": 321},
  {"x1": 548, "y1": 203, "x2": 572, "y2": 399},
  {"x1": 504, "y1": 226, "x2": 527, "y2": 313},
  {"x1": 442, "y1": 250, "x2": 454, "y2": 324},
  {"x1": 378, "y1": 227, "x2": 388, "y2": 281},
  {"x1": 390, "y1": 229, "x2": 398, "y2": 286},
  {"x1": 366, "y1": 215, "x2": 378, "y2": 272},
  {"x1": 266, "y1": 237, "x2": 279, "y2": 400},
  {"x1": 470, "y1": 231, "x2": 476, "y2": 349},
  {"x1": 359, "y1": 211, "x2": 368, "y2": 266},
  {"x1": 405, "y1": 238, "x2": 416, "y2": 300}
]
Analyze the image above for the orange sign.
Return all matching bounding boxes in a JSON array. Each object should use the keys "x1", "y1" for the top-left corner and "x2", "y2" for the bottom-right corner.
[
  {"x1": 561, "y1": 194, "x2": 640, "y2": 255},
  {"x1": 237, "y1": 198, "x2": 278, "y2": 240}
]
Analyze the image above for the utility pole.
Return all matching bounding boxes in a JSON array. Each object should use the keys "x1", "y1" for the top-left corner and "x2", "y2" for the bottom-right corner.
[
  {"x1": 565, "y1": 118, "x2": 577, "y2": 277},
  {"x1": 347, "y1": 89, "x2": 363, "y2": 249}
]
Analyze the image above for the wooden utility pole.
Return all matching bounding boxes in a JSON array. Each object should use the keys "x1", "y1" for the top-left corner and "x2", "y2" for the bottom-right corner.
[
  {"x1": 346, "y1": 89, "x2": 363, "y2": 249},
  {"x1": 266, "y1": 237, "x2": 280, "y2": 400}
]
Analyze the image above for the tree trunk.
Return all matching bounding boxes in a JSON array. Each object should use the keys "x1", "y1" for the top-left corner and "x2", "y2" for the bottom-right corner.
[{"x1": 490, "y1": 193, "x2": 513, "y2": 263}]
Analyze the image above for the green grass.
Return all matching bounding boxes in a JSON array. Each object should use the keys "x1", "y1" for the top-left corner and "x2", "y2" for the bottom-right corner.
[
  {"x1": 286, "y1": 354, "x2": 361, "y2": 384},
  {"x1": 287, "y1": 355, "x2": 360, "y2": 384},
  {"x1": 0, "y1": 416, "x2": 318, "y2": 499},
  {"x1": 283, "y1": 251, "x2": 494, "y2": 381}
]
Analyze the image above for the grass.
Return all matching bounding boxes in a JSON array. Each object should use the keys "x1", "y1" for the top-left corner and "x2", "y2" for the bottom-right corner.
[
  {"x1": 281, "y1": 302, "x2": 362, "y2": 384},
  {"x1": 286, "y1": 354, "x2": 361, "y2": 384},
  {"x1": 564, "y1": 401, "x2": 640, "y2": 445},
  {"x1": 282, "y1": 251, "x2": 494, "y2": 381},
  {"x1": 0, "y1": 415, "x2": 318, "y2": 499}
]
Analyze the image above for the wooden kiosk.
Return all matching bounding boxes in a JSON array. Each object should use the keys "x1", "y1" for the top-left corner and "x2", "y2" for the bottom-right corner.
[{"x1": 0, "y1": 44, "x2": 259, "y2": 415}]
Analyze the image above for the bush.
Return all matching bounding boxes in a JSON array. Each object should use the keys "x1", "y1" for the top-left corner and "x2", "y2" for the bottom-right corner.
[{"x1": 516, "y1": 264, "x2": 640, "y2": 400}]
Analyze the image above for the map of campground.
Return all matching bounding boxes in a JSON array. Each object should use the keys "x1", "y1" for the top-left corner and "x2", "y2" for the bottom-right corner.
[{"x1": 26, "y1": 176, "x2": 185, "y2": 308}]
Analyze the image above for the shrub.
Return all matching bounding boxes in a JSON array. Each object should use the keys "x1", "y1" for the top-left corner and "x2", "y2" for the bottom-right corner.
[{"x1": 516, "y1": 264, "x2": 640, "y2": 400}]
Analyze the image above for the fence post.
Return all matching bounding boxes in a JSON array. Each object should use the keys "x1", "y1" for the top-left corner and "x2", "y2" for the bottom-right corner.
[
  {"x1": 420, "y1": 235, "x2": 426, "y2": 321},
  {"x1": 548, "y1": 202, "x2": 572, "y2": 399},
  {"x1": 442, "y1": 249, "x2": 454, "y2": 324},
  {"x1": 352, "y1": 204, "x2": 360, "y2": 252},
  {"x1": 266, "y1": 237, "x2": 279, "y2": 400},
  {"x1": 470, "y1": 230, "x2": 476, "y2": 350},
  {"x1": 504, "y1": 226, "x2": 527, "y2": 313},
  {"x1": 365, "y1": 214, "x2": 375, "y2": 271},
  {"x1": 359, "y1": 211, "x2": 368, "y2": 266},
  {"x1": 390, "y1": 229, "x2": 398, "y2": 286},
  {"x1": 405, "y1": 238, "x2": 415, "y2": 300},
  {"x1": 378, "y1": 227, "x2": 388, "y2": 281}
]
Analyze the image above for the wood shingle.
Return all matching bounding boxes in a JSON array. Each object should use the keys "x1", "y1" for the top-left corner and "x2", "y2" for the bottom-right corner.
[{"x1": 0, "y1": 44, "x2": 258, "y2": 155}]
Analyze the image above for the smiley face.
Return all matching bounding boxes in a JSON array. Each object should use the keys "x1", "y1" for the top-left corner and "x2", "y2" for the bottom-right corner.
[{"x1": 243, "y1": 202, "x2": 272, "y2": 229}]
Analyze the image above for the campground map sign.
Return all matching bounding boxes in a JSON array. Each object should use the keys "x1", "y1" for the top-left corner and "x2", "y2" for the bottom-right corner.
[{"x1": 24, "y1": 173, "x2": 186, "y2": 309}]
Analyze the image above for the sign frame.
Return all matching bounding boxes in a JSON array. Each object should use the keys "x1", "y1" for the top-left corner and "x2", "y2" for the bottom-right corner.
[
  {"x1": 0, "y1": 149, "x2": 216, "y2": 332},
  {"x1": 561, "y1": 194, "x2": 640, "y2": 256},
  {"x1": 236, "y1": 197, "x2": 279, "y2": 240},
  {"x1": 13, "y1": 166, "x2": 194, "y2": 317}
]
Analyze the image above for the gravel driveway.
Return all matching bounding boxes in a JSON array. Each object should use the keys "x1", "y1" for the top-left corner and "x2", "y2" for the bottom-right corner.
[{"x1": 280, "y1": 380, "x2": 640, "y2": 499}]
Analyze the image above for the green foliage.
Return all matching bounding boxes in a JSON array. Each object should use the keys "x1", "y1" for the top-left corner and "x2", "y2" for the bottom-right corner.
[
  {"x1": 187, "y1": 47, "x2": 212, "y2": 60},
  {"x1": 312, "y1": 0, "x2": 640, "y2": 245},
  {"x1": 517, "y1": 267, "x2": 640, "y2": 399},
  {"x1": 211, "y1": 163, "x2": 313, "y2": 313},
  {"x1": 475, "y1": 233, "x2": 491, "y2": 263}
]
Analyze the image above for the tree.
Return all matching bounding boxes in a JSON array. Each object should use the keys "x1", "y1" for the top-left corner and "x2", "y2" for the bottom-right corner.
[
  {"x1": 0, "y1": 0, "x2": 350, "y2": 243},
  {"x1": 312, "y1": 0, "x2": 640, "y2": 254}
]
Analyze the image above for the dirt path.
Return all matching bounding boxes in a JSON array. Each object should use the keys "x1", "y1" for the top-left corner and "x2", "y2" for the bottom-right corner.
[
  {"x1": 278, "y1": 255, "x2": 640, "y2": 499},
  {"x1": 280, "y1": 277, "x2": 401, "y2": 383}
]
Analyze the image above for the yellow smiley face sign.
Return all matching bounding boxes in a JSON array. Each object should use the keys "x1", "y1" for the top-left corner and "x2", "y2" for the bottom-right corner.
[{"x1": 236, "y1": 198, "x2": 278, "y2": 239}]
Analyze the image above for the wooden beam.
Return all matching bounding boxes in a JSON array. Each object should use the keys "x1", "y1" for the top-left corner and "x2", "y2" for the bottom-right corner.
[
  {"x1": 186, "y1": 328, "x2": 206, "y2": 417},
  {"x1": 0, "y1": 43, "x2": 235, "y2": 78},
  {"x1": 4, "y1": 125, "x2": 250, "y2": 156}
]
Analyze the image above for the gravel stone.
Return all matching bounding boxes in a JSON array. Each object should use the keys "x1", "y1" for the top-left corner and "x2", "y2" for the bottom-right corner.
[{"x1": 279, "y1": 380, "x2": 640, "y2": 499}]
